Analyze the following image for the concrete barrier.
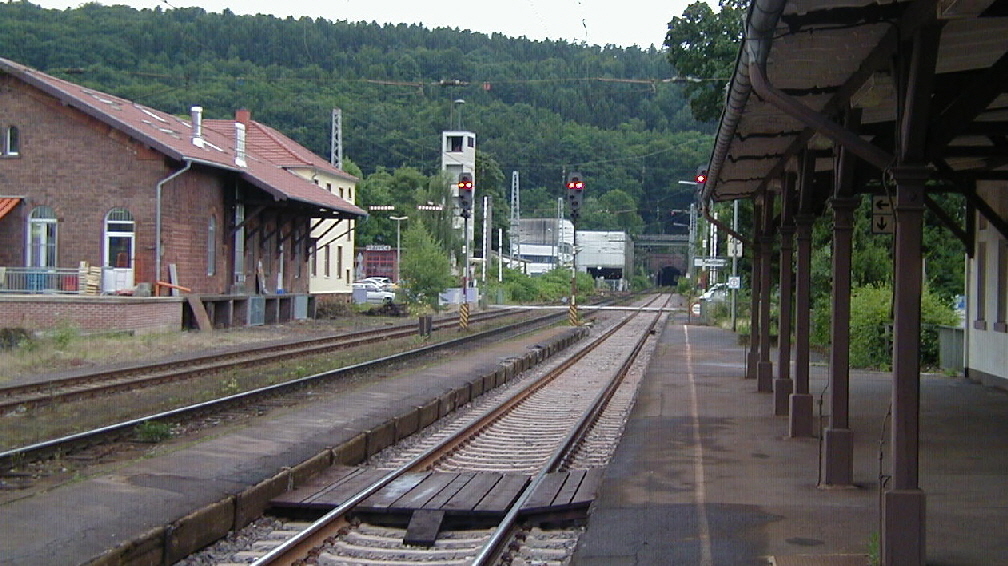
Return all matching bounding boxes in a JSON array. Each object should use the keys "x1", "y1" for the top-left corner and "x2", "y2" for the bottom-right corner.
[{"x1": 165, "y1": 497, "x2": 235, "y2": 563}]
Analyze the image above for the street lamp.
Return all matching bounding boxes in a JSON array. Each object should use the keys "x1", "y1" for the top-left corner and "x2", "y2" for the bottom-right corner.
[{"x1": 390, "y1": 216, "x2": 408, "y2": 283}]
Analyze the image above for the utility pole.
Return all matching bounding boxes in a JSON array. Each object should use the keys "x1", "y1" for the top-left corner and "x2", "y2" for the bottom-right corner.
[{"x1": 510, "y1": 171, "x2": 521, "y2": 271}]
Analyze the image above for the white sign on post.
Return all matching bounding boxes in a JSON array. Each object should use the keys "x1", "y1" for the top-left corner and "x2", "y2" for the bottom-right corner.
[
  {"x1": 727, "y1": 236, "x2": 743, "y2": 258},
  {"x1": 728, "y1": 276, "x2": 741, "y2": 290},
  {"x1": 693, "y1": 257, "x2": 728, "y2": 268}
]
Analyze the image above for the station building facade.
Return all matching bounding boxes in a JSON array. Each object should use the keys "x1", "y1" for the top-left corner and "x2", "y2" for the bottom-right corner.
[
  {"x1": 967, "y1": 186, "x2": 1008, "y2": 389},
  {"x1": 0, "y1": 57, "x2": 365, "y2": 331}
]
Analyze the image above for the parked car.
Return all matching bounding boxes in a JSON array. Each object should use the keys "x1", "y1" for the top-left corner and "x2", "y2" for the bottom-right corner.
[
  {"x1": 700, "y1": 283, "x2": 728, "y2": 302},
  {"x1": 359, "y1": 277, "x2": 395, "y2": 290},
  {"x1": 352, "y1": 281, "x2": 396, "y2": 304}
]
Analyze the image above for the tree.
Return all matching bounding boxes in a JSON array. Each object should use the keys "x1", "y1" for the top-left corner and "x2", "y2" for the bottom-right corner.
[
  {"x1": 664, "y1": 0, "x2": 746, "y2": 122},
  {"x1": 580, "y1": 189, "x2": 645, "y2": 235},
  {"x1": 399, "y1": 216, "x2": 455, "y2": 307}
]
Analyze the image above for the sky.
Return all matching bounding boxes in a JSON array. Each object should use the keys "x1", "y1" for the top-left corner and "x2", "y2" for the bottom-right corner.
[{"x1": 28, "y1": 0, "x2": 704, "y2": 49}]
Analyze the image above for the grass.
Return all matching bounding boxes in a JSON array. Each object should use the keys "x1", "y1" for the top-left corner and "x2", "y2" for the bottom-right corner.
[
  {"x1": 0, "y1": 312, "x2": 512, "y2": 450},
  {"x1": 0, "y1": 316, "x2": 381, "y2": 384}
]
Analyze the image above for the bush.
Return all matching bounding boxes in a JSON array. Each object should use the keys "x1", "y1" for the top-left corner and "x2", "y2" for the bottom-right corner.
[
  {"x1": 0, "y1": 328, "x2": 32, "y2": 350},
  {"x1": 813, "y1": 284, "x2": 958, "y2": 370}
]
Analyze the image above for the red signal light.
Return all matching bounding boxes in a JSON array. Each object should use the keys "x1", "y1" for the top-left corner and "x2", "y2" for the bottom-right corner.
[{"x1": 695, "y1": 167, "x2": 708, "y2": 184}]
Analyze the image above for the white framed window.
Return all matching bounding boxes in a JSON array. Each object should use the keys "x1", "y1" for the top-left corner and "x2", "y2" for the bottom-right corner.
[
  {"x1": 28, "y1": 206, "x2": 57, "y2": 267},
  {"x1": 4, "y1": 126, "x2": 19, "y2": 156}
]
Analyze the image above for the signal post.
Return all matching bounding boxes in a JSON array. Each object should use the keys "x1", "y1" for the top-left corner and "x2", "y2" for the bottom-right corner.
[
  {"x1": 457, "y1": 172, "x2": 474, "y2": 330},
  {"x1": 566, "y1": 172, "x2": 584, "y2": 326}
]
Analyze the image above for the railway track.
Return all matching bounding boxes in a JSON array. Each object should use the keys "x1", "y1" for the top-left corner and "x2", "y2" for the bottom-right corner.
[
  {"x1": 0, "y1": 307, "x2": 576, "y2": 472},
  {"x1": 181, "y1": 294, "x2": 672, "y2": 565},
  {"x1": 0, "y1": 309, "x2": 523, "y2": 413}
]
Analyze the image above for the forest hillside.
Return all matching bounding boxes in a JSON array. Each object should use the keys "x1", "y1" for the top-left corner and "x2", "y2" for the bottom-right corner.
[{"x1": 0, "y1": 1, "x2": 714, "y2": 234}]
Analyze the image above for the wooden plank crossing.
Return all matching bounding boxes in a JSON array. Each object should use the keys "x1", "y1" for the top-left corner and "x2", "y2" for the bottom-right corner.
[
  {"x1": 521, "y1": 468, "x2": 604, "y2": 516},
  {"x1": 355, "y1": 471, "x2": 530, "y2": 516},
  {"x1": 270, "y1": 468, "x2": 605, "y2": 523},
  {"x1": 269, "y1": 465, "x2": 389, "y2": 511}
]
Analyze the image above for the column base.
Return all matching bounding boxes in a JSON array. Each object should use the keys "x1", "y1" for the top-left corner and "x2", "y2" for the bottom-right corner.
[
  {"x1": 822, "y1": 427, "x2": 853, "y2": 486},
  {"x1": 774, "y1": 378, "x2": 793, "y2": 416},
  {"x1": 746, "y1": 349, "x2": 759, "y2": 380},
  {"x1": 757, "y1": 360, "x2": 774, "y2": 392},
  {"x1": 883, "y1": 489, "x2": 926, "y2": 566},
  {"x1": 788, "y1": 393, "x2": 814, "y2": 437}
]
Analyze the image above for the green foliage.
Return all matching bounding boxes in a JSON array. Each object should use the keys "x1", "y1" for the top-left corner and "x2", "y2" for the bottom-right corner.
[
  {"x1": 676, "y1": 277, "x2": 697, "y2": 297},
  {"x1": 0, "y1": 2, "x2": 716, "y2": 238},
  {"x1": 0, "y1": 328, "x2": 33, "y2": 351},
  {"x1": 497, "y1": 267, "x2": 596, "y2": 304},
  {"x1": 812, "y1": 284, "x2": 959, "y2": 370},
  {"x1": 134, "y1": 420, "x2": 172, "y2": 443},
  {"x1": 399, "y1": 217, "x2": 455, "y2": 307},
  {"x1": 808, "y1": 194, "x2": 966, "y2": 338},
  {"x1": 664, "y1": 0, "x2": 746, "y2": 122},
  {"x1": 631, "y1": 274, "x2": 652, "y2": 292},
  {"x1": 51, "y1": 323, "x2": 78, "y2": 349}
]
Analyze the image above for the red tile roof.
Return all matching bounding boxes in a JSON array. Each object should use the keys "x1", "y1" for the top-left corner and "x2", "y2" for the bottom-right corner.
[{"x1": 0, "y1": 57, "x2": 365, "y2": 218}]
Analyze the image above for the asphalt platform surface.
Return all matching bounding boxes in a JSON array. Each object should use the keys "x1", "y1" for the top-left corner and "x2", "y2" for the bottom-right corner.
[{"x1": 572, "y1": 319, "x2": 1008, "y2": 566}]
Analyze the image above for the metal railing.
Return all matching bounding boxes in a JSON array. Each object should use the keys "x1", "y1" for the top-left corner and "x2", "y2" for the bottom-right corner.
[{"x1": 0, "y1": 266, "x2": 89, "y2": 294}]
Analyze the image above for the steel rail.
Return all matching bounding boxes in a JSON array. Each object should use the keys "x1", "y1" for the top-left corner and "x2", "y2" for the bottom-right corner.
[
  {"x1": 0, "y1": 308, "x2": 565, "y2": 472},
  {"x1": 472, "y1": 295, "x2": 670, "y2": 565},
  {"x1": 251, "y1": 295, "x2": 668, "y2": 566},
  {"x1": 0, "y1": 309, "x2": 523, "y2": 411}
]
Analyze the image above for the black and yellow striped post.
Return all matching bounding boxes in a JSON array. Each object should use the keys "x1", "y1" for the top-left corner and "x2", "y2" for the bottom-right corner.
[
  {"x1": 568, "y1": 301, "x2": 579, "y2": 326},
  {"x1": 459, "y1": 302, "x2": 469, "y2": 330}
]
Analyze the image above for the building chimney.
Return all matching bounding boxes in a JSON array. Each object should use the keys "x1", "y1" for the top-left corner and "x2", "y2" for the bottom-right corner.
[
  {"x1": 235, "y1": 108, "x2": 251, "y2": 127},
  {"x1": 235, "y1": 122, "x2": 247, "y2": 168},
  {"x1": 190, "y1": 106, "x2": 204, "y2": 148}
]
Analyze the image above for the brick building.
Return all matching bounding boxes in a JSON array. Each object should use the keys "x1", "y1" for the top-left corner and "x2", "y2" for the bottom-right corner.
[
  {"x1": 359, "y1": 246, "x2": 399, "y2": 280},
  {"x1": 0, "y1": 57, "x2": 365, "y2": 330}
]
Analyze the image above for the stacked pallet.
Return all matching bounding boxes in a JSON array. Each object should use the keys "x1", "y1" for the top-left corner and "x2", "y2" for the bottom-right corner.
[{"x1": 79, "y1": 261, "x2": 101, "y2": 295}]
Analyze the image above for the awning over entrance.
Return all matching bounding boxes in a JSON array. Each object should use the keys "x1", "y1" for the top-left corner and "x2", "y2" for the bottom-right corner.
[{"x1": 0, "y1": 197, "x2": 22, "y2": 222}]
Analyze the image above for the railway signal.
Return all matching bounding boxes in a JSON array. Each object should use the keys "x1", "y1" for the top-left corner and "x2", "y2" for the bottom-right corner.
[
  {"x1": 564, "y1": 171, "x2": 585, "y2": 326},
  {"x1": 456, "y1": 171, "x2": 475, "y2": 329},
  {"x1": 457, "y1": 172, "x2": 474, "y2": 218},
  {"x1": 565, "y1": 171, "x2": 584, "y2": 221},
  {"x1": 695, "y1": 167, "x2": 708, "y2": 185}
]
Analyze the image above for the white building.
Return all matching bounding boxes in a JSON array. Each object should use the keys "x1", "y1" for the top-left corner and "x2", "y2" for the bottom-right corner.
[
  {"x1": 967, "y1": 186, "x2": 1008, "y2": 389},
  {"x1": 516, "y1": 218, "x2": 574, "y2": 275},
  {"x1": 441, "y1": 130, "x2": 477, "y2": 249},
  {"x1": 577, "y1": 231, "x2": 634, "y2": 291}
]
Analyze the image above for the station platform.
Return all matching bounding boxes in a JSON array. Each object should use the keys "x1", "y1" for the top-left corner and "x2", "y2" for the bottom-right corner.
[{"x1": 572, "y1": 319, "x2": 1008, "y2": 565}]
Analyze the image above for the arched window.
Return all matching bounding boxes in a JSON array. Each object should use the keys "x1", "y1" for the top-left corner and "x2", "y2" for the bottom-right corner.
[
  {"x1": 28, "y1": 206, "x2": 57, "y2": 267},
  {"x1": 4, "y1": 126, "x2": 18, "y2": 156},
  {"x1": 207, "y1": 215, "x2": 217, "y2": 276}
]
